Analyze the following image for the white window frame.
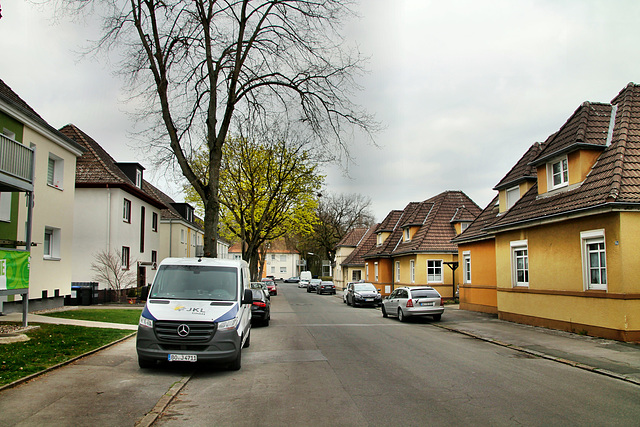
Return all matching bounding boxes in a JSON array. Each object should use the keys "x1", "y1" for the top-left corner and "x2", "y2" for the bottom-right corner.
[
  {"x1": 280, "y1": 266, "x2": 287, "y2": 273},
  {"x1": 581, "y1": 229, "x2": 607, "y2": 291},
  {"x1": 47, "y1": 153, "x2": 64, "y2": 190},
  {"x1": 463, "y1": 251, "x2": 471, "y2": 284},
  {"x1": 135, "y1": 168, "x2": 143, "y2": 188},
  {"x1": 377, "y1": 233, "x2": 383, "y2": 246},
  {"x1": 410, "y1": 260, "x2": 415, "y2": 283},
  {"x1": 280, "y1": 254, "x2": 287, "y2": 262},
  {"x1": 548, "y1": 156, "x2": 569, "y2": 190},
  {"x1": 152, "y1": 212, "x2": 158, "y2": 232},
  {"x1": 404, "y1": 228, "x2": 411, "y2": 241},
  {"x1": 365, "y1": 262, "x2": 369, "y2": 281},
  {"x1": 123, "y1": 198, "x2": 131, "y2": 223},
  {"x1": 180, "y1": 229, "x2": 185, "y2": 244},
  {"x1": 506, "y1": 186, "x2": 520, "y2": 210},
  {"x1": 0, "y1": 192, "x2": 11, "y2": 222},
  {"x1": 374, "y1": 262, "x2": 379, "y2": 282},
  {"x1": 395, "y1": 261, "x2": 400, "y2": 282},
  {"x1": 510, "y1": 240, "x2": 529, "y2": 287},
  {"x1": 427, "y1": 259, "x2": 443, "y2": 283},
  {"x1": 43, "y1": 226, "x2": 61, "y2": 260}
]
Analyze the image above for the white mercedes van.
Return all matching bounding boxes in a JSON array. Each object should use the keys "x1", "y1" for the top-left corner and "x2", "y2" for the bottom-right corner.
[{"x1": 136, "y1": 258, "x2": 253, "y2": 370}]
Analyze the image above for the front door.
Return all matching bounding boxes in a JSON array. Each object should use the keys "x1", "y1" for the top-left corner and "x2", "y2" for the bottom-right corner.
[{"x1": 138, "y1": 265, "x2": 146, "y2": 288}]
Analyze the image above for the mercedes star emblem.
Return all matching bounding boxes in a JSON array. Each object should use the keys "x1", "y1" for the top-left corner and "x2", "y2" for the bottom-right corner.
[{"x1": 177, "y1": 324, "x2": 190, "y2": 337}]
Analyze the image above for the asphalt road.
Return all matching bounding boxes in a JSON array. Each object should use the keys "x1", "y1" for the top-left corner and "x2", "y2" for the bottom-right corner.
[{"x1": 155, "y1": 283, "x2": 640, "y2": 426}]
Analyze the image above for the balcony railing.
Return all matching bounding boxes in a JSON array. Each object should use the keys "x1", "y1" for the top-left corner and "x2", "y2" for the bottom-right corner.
[{"x1": 0, "y1": 134, "x2": 34, "y2": 191}]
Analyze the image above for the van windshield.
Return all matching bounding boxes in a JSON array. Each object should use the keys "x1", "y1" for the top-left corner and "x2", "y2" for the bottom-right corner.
[{"x1": 150, "y1": 265, "x2": 238, "y2": 301}]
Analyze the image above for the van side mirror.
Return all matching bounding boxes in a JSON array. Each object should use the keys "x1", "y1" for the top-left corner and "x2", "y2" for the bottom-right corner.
[{"x1": 242, "y1": 289, "x2": 253, "y2": 305}]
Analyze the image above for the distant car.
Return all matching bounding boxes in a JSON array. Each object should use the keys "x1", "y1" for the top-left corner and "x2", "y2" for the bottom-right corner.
[
  {"x1": 382, "y1": 286, "x2": 444, "y2": 322},
  {"x1": 317, "y1": 281, "x2": 336, "y2": 295},
  {"x1": 250, "y1": 288, "x2": 271, "y2": 326},
  {"x1": 285, "y1": 276, "x2": 300, "y2": 283},
  {"x1": 346, "y1": 282, "x2": 382, "y2": 307},
  {"x1": 298, "y1": 279, "x2": 309, "y2": 288},
  {"x1": 261, "y1": 278, "x2": 277, "y2": 296},
  {"x1": 306, "y1": 278, "x2": 322, "y2": 293},
  {"x1": 343, "y1": 281, "x2": 363, "y2": 303},
  {"x1": 250, "y1": 282, "x2": 270, "y2": 299},
  {"x1": 266, "y1": 275, "x2": 277, "y2": 282}
]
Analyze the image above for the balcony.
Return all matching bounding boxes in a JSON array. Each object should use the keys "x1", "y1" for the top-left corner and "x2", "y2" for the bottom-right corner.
[{"x1": 0, "y1": 133, "x2": 34, "y2": 192}]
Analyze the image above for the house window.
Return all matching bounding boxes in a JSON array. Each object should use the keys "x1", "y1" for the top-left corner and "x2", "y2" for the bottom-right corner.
[
  {"x1": 581, "y1": 230, "x2": 607, "y2": 291},
  {"x1": 352, "y1": 270, "x2": 361, "y2": 281},
  {"x1": 410, "y1": 260, "x2": 415, "y2": 283},
  {"x1": 123, "y1": 199, "x2": 131, "y2": 223},
  {"x1": 506, "y1": 186, "x2": 520, "y2": 210},
  {"x1": 43, "y1": 227, "x2": 61, "y2": 259},
  {"x1": 395, "y1": 261, "x2": 400, "y2": 282},
  {"x1": 180, "y1": 229, "x2": 185, "y2": 244},
  {"x1": 365, "y1": 263, "x2": 369, "y2": 281},
  {"x1": 271, "y1": 266, "x2": 276, "y2": 274},
  {"x1": 377, "y1": 233, "x2": 382, "y2": 246},
  {"x1": 280, "y1": 266, "x2": 287, "y2": 273},
  {"x1": 271, "y1": 254, "x2": 276, "y2": 261},
  {"x1": 0, "y1": 192, "x2": 11, "y2": 222},
  {"x1": 374, "y1": 262, "x2": 379, "y2": 282},
  {"x1": 152, "y1": 212, "x2": 158, "y2": 232},
  {"x1": 121, "y1": 246, "x2": 130, "y2": 269},
  {"x1": 140, "y1": 206, "x2": 145, "y2": 253},
  {"x1": 427, "y1": 260, "x2": 443, "y2": 283},
  {"x1": 460, "y1": 222, "x2": 470, "y2": 232},
  {"x1": 548, "y1": 157, "x2": 569, "y2": 189},
  {"x1": 511, "y1": 240, "x2": 529, "y2": 287},
  {"x1": 47, "y1": 153, "x2": 64, "y2": 189},
  {"x1": 135, "y1": 168, "x2": 143, "y2": 188},
  {"x1": 404, "y1": 228, "x2": 411, "y2": 241},
  {"x1": 151, "y1": 250, "x2": 157, "y2": 266},
  {"x1": 280, "y1": 254, "x2": 286, "y2": 262},
  {"x1": 463, "y1": 252, "x2": 471, "y2": 284}
]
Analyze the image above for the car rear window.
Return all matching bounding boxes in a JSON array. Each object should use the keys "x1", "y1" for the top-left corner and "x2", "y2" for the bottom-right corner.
[{"x1": 410, "y1": 289, "x2": 440, "y2": 298}]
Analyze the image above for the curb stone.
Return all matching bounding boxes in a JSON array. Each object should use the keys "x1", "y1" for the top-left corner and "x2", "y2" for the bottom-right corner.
[{"x1": 135, "y1": 373, "x2": 193, "y2": 427}]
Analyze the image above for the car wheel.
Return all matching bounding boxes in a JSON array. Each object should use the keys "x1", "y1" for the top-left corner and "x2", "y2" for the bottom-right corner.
[
  {"x1": 352, "y1": 300, "x2": 358, "y2": 308},
  {"x1": 433, "y1": 314, "x2": 442, "y2": 321},
  {"x1": 263, "y1": 317, "x2": 270, "y2": 327},
  {"x1": 243, "y1": 331, "x2": 251, "y2": 348},
  {"x1": 138, "y1": 356, "x2": 155, "y2": 369},
  {"x1": 381, "y1": 305, "x2": 388, "y2": 318},
  {"x1": 229, "y1": 349, "x2": 242, "y2": 371},
  {"x1": 398, "y1": 309, "x2": 406, "y2": 322}
]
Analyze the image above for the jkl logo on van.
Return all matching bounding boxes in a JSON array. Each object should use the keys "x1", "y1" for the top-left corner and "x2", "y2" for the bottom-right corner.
[{"x1": 174, "y1": 305, "x2": 206, "y2": 315}]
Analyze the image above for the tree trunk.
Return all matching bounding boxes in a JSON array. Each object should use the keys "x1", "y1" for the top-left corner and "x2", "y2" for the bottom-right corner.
[{"x1": 203, "y1": 195, "x2": 219, "y2": 258}]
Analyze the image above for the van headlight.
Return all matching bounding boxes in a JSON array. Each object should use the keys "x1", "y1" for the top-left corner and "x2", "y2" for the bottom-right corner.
[
  {"x1": 218, "y1": 317, "x2": 239, "y2": 331},
  {"x1": 139, "y1": 315, "x2": 154, "y2": 328}
]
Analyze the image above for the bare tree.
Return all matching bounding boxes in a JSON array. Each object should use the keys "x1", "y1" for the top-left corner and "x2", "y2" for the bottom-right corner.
[
  {"x1": 91, "y1": 249, "x2": 137, "y2": 294},
  {"x1": 65, "y1": 0, "x2": 378, "y2": 258}
]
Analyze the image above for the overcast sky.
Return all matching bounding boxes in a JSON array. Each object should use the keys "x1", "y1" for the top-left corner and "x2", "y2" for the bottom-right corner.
[{"x1": 2, "y1": 1, "x2": 640, "y2": 221}]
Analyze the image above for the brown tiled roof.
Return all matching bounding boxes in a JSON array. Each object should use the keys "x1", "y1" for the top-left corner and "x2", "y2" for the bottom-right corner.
[
  {"x1": 494, "y1": 142, "x2": 544, "y2": 190},
  {"x1": 336, "y1": 227, "x2": 369, "y2": 247},
  {"x1": 341, "y1": 226, "x2": 378, "y2": 267},
  {"x1": 59, "y1": 124, "x2": 166, "y2": 209},
  {"x1": 144, "y1": 181, "x2": 204, "y2": 231},
  {"x1": 0, "y1": 79, "x2": 84, "y2": 153},
  {"x1": 450, "y1": 205, "x2": 477, "y2": 223},
  {"x1": 451, "y1": 196, "x2": 500, "y2": 243},
  {"x1": 363, "y1": 209, "x2": 407, "y2": 258},
  {"x1": 488, "y1": 83, "x2": 640, "y2": 230}
]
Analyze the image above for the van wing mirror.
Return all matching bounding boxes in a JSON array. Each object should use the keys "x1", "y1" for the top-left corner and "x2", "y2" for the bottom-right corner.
[{"x1": 242, "y1": 288, "x2": 253, "y2": 305}]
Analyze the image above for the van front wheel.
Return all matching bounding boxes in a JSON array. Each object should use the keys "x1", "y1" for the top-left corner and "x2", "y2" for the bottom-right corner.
[
  {"x1": 138, "y1": 356, "x2": 154, "y2": 369},
  {"x1": 229, "y1": 349, "x2": 242, "y2": 371},
  {"x1": 243, "y1": 331, "x2": 251, "y2": 348}
]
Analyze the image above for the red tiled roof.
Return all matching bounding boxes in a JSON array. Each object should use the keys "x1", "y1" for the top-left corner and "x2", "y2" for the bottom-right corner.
[
  {"x1": 144, "y1": 181, "x2": 204, "y2": 231},
  {"x1": 494, "y1": 142, "x2": 544, "y2": 190},
  {"x1": 336, "y1": 227, "x2": 369, "y2": 247},
  {"x1": 451, "y1": 196, "x2": 500, "y2": 243},
  {"x1": 59, "y1": 124, "x2": 165, "y2": 209},
  {"x1": 341, "y1": 226, "x2": 378, "y2": 267},
  {"x1": 488, "y1": 83, "x2": 640, "y2": 230}
]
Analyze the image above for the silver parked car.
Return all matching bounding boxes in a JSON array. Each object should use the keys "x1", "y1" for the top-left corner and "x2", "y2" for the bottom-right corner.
[{"x1": 382, "y1": 286, "x2": 444, "y2": 321}]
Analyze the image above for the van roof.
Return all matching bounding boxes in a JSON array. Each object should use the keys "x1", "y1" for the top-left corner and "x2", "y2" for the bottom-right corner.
[{"x1": 158, "y1": 257, "x2": 248, "y2": 268}]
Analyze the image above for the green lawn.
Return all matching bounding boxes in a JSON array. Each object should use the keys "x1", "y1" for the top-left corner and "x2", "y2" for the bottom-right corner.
[
  {"x1": 42, "y1": 309, "x2": 143, "y2": 325},
  {"x1": 0, "y1": 323, "x2": 133, "y2": 387}
]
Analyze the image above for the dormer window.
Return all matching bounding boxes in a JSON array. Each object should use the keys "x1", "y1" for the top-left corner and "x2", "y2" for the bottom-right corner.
[
  {"x1": 404, "y1": 228, "x2": 411, "y2": 241},
  {"x1": 135, "y1": 169, "x2": 143, "y2": 188},
  {"x1": 506, "y1": 186, "x2": 520, "y2": 210},
  {"x1": 548, "y1": 157, "x2": 568, "y2": 190},
  {"x1": 376, "y1": 233, "x2": 382, "y2": 246}
]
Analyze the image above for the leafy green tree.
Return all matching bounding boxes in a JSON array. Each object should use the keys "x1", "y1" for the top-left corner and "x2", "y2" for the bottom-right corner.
[{"x1": 186, "y1": 137, "x2": 323, "y2": 279}]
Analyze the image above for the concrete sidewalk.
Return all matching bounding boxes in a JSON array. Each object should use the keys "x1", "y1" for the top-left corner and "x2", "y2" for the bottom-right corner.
[{"x1": 436, "y1": 305, "x2": 640, "y2": 386}]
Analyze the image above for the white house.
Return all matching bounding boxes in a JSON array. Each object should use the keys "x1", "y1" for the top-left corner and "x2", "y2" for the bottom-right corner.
[
  {"x1": 0, "y1": 79, "x2": 84, "y2": 313},
  {"x1": 59, "y1": 124, "x2": 165, "y2": 291}
]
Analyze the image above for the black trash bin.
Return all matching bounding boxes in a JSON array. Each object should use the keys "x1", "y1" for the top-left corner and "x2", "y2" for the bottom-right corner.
[{"x1": 71, "y1": 282, "x2": 98, "y2": 306}]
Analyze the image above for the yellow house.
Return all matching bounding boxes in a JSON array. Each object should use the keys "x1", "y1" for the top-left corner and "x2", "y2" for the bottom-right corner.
[
  {"x1": 452, "y1": 142, "x2": 543, "y2": 314},
  {"x1": 335, "y1": 227, "x2": 373, "y2": 290},
  {"x1": 484, "y1": 83, "x2": 640, "y2": 342},
  {"x1": 364, "y1": 191, "x2": 481, "y2": 298}
]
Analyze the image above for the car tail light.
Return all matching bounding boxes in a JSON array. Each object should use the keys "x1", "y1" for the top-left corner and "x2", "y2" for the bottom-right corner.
[
  {"x1": 440, "y1": 298, "x2": 444, "y2": 306},
  {"x1": 406, "y1": 299, "x2": 414, "y2": 308},
  {"x1": 253, "y1": 301, "x2": 266, "y2": 308}
]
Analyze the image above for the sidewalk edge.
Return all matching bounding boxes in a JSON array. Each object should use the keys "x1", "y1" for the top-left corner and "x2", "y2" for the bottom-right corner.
[{"x1": 135, "y1": 373, "x2": 193, "y2": 427}]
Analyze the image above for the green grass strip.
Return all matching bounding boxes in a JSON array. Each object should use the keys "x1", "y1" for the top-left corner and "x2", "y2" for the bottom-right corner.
[
  {"x1": 0, "y1": 323, "x2": 132, "y2": 386},
  {"x1": 42, "y1": 309, "x2": 142, "y2": 325}
]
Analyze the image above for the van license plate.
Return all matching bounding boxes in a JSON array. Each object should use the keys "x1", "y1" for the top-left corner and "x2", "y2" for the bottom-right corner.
[{"x1": 168, "y1": 354, "x2": 197, "y2": 362}]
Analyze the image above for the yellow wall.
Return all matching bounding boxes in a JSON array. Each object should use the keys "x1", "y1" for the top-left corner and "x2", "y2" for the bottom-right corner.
[
  {"x1": 458, "y1": 239, "x2": 497, "y2": 313},
  {"x1": 495, "y1": 212, "x2": 640, "y2": 340}
]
